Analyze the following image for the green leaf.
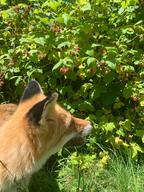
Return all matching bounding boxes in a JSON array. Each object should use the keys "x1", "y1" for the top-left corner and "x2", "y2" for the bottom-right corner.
[
  {"x1": 130, "y1": 143, "x2": 144, "y2": 159},
  {"x1": 86, "y1": 50, "x2": 94, "y2": 56},
  {"x1": 81, "y1": 2, "x2": 91, "y2": 12},
  {"x1": 42, "y1": 0, "x2": 61, "y2": 10},
  {"x1": 52, "y1": 59, "x2": 63, "y2": 71},
  {"x1": 40, "y1": 18, "x2": 49, "y2": 24},
  {"x1": 91, "y1": 43, "x2": 102, "y2": 48},
  {"x1": 34, "y1": 37, "x2": 46, "y2": 46},
  {"x1": 104, "y1": 71, "x2": 116, "y2": 84},
  {"x1": 0, "y1": 0, "x2": 7, "y2": 5},
  {"x1": 135, "y1": 130, "x2": 144, "y2": 137},
  {"x1": 1, "y1": 10, "x2": 9, "y2": 19},
  {"x1": 78, "y1": 101, "x2": 95, "y2": 112},
  {"x1": 103, "y1": 122, "x2": 115, "y2": 133},
  {"x1": 87, "y1": 57, "x2": 96, "y2": 66},
  {"x1": 15, "y1": 76, "x2": 22, "y2": 86},
  {"x1": 140, "y1": 99, "x2": 144, "y2": 106},
  {"x1": 0, "y1": 59, "x2": 4, "y2": 65},
  {"x1": 90, "y1": 84, "x2": 104, "y2": 99},
  {"x1": 123, "y1": 83, "x2": 133, "y2": 98},
  {"x1": 52, "y1": 57, "x2": 73, "y2": 71},
  {"x1": 123, "y1": 65, "x2": 135, "y2": 72},
  {"x1": 142, "y1": 136, "x2": 144, "y2": 143},
  {"x1": 116, "y1": 129, "x2": 125, "y2": 137},
  {"x1": 119, "y1": 119, "x2": 133, "y2": 131},
  {"x1": 57, "y1": 41, "x2": 71, "y2": 49},
  {"x1": 62, "y1": 13, "x2": 70, "y2": 25},
  {"x1": 106, "y1": 61, "x2": 116, "y2": 70}
]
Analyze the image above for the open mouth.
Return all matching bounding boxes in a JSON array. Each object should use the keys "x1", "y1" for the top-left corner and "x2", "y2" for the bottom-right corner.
[{"x1": 65, "y1": 123, "x2": 92, "y2": 147}]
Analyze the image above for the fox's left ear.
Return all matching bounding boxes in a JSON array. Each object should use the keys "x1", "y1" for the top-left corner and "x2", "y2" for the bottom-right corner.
[
  {"x1": 20, "y1": 80, "x2": 44, "y2": 103},
  {"x1": 27, "y1": 93, "x2": 58, "y2": 125}
]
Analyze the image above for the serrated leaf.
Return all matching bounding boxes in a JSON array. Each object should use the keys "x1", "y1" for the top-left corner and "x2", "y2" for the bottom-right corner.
[
  {"x1": 116, "y1": 129, "x2": 125, "y2": 137},
  {"x1": 86, "y1": 49, "x2": 94, "y2": 56},
  {"x1": 49, "y1": 1, "x2": 61, "y2": 10},
  {"x1": 52, "y1": 59, "x2": 63, "y2": 71},
  {"x1": 119, "y1": 119, "x2": 133, "y2": 131},
  {"x1": 15, "y1": 76, "x2": 22, "y2": 86},
  {"x1": 106, "y1": 61, "x2": 116, "y2": 70},
  {"x1": 33, "y1": 9, "x2": 42, "y2": 14},
  {"x1": 40, "y1": 18, "x2": 49, "y2": 24},
  {"x1": 103, "y1": 122, "x2": 115, "y2": 133},
  {"x1": 124, "y1": 65, "x2": 135, "y2": 72},
  {"x1": 81, "y1": 2, "x2": 91, "y2": 12},
  {"x1": 34, "y1": 37, "x2": 46, "y2": 46},
  {"x1": 131, "y1": 143, "x2": 144, "y2": 159},
  {"x1": 42, "y1": 0, "x2": 61, "y2": 10},
  {"x1": 62, "y1": 13, "x2": 70, "y2": 25},
  {"x1": 87, "y1": 57, "x2": 96, "y2": 66},
  {"x1": 57, "y1": 41, "x2": 71, "y2": 49}
]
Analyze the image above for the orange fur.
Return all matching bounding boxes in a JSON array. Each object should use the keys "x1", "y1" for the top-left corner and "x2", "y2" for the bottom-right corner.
[
  {"x1": 0, "y1": 81, "x2": 92, "y2": 192},
  {"x1": 0, "y1": 104, "x2": 17, "y2": 126}
]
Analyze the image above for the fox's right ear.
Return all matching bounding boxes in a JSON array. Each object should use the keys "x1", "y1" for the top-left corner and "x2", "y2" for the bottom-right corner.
[
  {"x1": 26, "y1": 92, "x2": 58, "y2": 125},
  {"x1": 20, "y1": 80, "x2": 43, "y2": 102}
]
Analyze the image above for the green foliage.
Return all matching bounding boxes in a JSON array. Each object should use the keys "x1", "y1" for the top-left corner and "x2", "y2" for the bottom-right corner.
[
  {"x1": 56, "y1": 154, "x2": 144, "y2": 192},
  {"x1": 0, "y1": 0, "x2": 144, "y2": 160}
]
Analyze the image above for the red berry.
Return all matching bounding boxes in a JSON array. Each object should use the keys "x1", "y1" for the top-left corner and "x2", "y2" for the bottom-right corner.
[
  {"x1": 131, "y1": 96, "x2": 139, "y2": 102},
  {"x1": 59, "y1": 67, "x2": 70, "y2": 75}
]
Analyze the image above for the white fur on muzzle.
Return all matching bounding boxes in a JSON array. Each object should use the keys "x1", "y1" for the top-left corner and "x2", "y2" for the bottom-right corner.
[{"x1": 81, "y1": 122, "x2": 92, "y2": 137}]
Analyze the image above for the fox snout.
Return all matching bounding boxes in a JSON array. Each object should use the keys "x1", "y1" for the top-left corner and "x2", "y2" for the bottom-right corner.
[
  {"x1": 71, "y1": 117, "x2": 92, "y2": 137},
  {"x1": 81, "y1": 122, "x2": 93, "y2": 137}
]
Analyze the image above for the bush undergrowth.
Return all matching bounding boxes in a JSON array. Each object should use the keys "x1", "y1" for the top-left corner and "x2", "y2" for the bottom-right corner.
[{"x1": 0, "y1": 0, "x2": 144, "y2": 190}]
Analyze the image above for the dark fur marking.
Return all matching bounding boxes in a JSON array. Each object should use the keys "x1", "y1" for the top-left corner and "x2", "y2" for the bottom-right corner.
[
  {"x1": 20, "y1": 80, "x2": 42, "y2": 102},
  {"x1": 26, "y1": 94, "x2": 54, "y2": 125}
]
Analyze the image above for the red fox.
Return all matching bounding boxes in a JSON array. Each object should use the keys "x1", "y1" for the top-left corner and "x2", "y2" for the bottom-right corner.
[{"x1": 0, "y1": 80, "x2": 92, "y2": 192}]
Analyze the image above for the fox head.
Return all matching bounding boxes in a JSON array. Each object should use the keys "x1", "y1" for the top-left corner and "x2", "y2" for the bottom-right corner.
[{"x1": 11, "y1": 80, "x2": 92, "y2": 161}]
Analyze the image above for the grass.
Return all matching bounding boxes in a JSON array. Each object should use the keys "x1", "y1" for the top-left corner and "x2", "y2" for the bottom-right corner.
[{"x1": 29, "y1": 153, "x2": 144, "y2": 192}]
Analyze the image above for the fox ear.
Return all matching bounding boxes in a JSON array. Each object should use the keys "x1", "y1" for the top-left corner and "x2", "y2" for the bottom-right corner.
[
  {"x1": 40, "y1": 92, "x2": 58, "y2": 123},
  {"x1": 27, "y1": 93, "x2": 58, "y2": 125},
  {"x1": 20, "y1": 80, "x2": 43, "y2": 102}
]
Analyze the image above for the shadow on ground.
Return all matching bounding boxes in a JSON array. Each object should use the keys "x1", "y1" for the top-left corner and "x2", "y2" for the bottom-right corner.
[{"x1": 29, "y1": 155, "x2": 61, "y2": 192}]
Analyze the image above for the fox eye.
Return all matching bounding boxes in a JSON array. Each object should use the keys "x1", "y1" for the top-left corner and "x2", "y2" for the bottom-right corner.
[
  {"x1": 46, "y1": 118, "x2": 55, "y2": 122},
  {"x1": 46, "y1": 118, "x2": 57, "y2": 128}
]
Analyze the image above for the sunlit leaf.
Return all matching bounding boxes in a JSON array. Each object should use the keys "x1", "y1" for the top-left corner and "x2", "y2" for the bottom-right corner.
[
  {"x1": 81, "y1": 2, "x2": 91, "y2": 12},
  {"x1": 34, "y1": 37, "x2": 46, "y2": 46},
  {"x1": 103, "y1": 122, "x2": 115, "y2": 133}
]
